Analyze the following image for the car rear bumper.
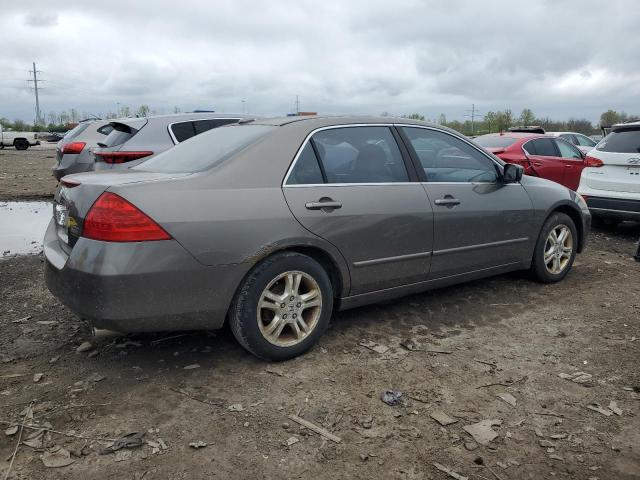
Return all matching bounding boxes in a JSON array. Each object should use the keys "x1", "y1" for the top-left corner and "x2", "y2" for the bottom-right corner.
[
  {"x1": 584, "y1": 196, "x2": 640, "y2": 220},
  {"x1": 43, "y1": 219, "x2": 247, "y2": 332}
]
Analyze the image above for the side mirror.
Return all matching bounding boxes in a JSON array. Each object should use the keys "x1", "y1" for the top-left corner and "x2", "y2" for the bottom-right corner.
[{"x1": 503, "y1": 163, "x2": 523, "y2": 183}]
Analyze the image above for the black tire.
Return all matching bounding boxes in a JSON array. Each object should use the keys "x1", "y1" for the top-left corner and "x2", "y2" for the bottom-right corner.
[
  {"x1": 530, "y1": 212, "x2": 578, "y2": 283},
  {"x1": 14, "y1": 139, "x2": 29, "y2": 151},
  {"x1": 229, "y1": 252, "x2": 333, "y2": 361}
]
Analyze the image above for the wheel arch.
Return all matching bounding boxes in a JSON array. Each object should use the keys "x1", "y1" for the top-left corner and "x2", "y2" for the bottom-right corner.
[{"x1": 546, "y1": 202, "x2": 587, "y2": 253}]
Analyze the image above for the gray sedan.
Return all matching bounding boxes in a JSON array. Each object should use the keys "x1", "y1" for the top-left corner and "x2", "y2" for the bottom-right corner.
[{"x1": 45, "y1": 116, "x2": 591, "y2": 360}]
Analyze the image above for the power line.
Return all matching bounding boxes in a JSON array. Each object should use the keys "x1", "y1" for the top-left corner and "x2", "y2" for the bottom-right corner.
[
  {"x1": 464, "y1": 103, "x2": 481, "y2": 135},
  {"x1": 27, "y1": 62, "x2": 45, "y2": 125}
]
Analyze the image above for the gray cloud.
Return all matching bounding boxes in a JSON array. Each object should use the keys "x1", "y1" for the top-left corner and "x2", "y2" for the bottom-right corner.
[{"x1": 1, "y1": 0, "x2": 639, "y2": 123}]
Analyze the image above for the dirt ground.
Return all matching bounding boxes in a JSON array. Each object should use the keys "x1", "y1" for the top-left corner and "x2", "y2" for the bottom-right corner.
[
  {"x1": 0, "y1": 143, "x2": 58, "y2": 201},
  {"x1": 0, "y1": 150, "x2": 639, "y2": 480}
]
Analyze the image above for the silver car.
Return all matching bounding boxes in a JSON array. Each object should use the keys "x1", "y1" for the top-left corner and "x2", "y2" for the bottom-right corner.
[
  {"x1": 547, "y1": 131, "x2": 598, "y2": 154},
  {"x1": 92, "y1": 112, "x2": 254, "y2": 171},
  {"x1": 53, "y1": 120, "x2": 114, "y2": 180},
  {"x1": 45, "y1": 116, "x2": 591, "y2": 360}
]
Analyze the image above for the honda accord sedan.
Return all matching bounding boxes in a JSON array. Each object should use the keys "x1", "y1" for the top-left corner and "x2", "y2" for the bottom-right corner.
[{"x1": 45, "y1": 116, "x2": 591, "y2": 360}]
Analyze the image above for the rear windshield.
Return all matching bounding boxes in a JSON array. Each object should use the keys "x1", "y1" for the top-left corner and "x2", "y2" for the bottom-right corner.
[
  {"x1": 63, "y1": 123, "x2": 90, "y2": 140},
  {"x1": 473, "y1": 135, "x2": 518, "y2": 148},
  {"x1": 596, "y1": 128, "x2": 640, "y2": 153},
  {"x1": 135, "y1": 124, "x2": 275, "y2": 173},
  {"x1": 100, "y1": 123, "x2": 139, "y2": 147}
]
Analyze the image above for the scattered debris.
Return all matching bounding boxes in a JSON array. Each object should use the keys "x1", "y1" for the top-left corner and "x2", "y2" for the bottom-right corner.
[
  {"x1": 41, "y1": 447, "x2": 75, "y2": 468},
  {"x1": 539, "y1": 439, "x2": 556, "y2": 448},
  {"x1": 462, "y1": 419, "x2": 502, "y2": 446},
  {"x1": 183, "y1": 364, "x2": 200, "y2": 370},
  {"x1": 380, "y1": 390, "x2": 404, "y2": 406},
  {"x1": 608, "y1": 401, "x2": 622, "y2": 416},
  {"x1": 549, "y1": 454, "x2": 564, "y2": 461},
  {"x1": 189, "y1": 441, "x2": 207, "y2": 449},
  {"x1": 287, "y1": 414, "x2": 341, "y2": 443},
  {"x1": 359, "y1": 340, "x2": 389, "y2": 354},
  {"x1": 429, "y1": 411, "x2": 458, "y2": 426},
  {"x1": 5, "y1": 425, "x2": 19, "y2": 436},
  {"x1": 586, "y1": 403, "x2": 614, "y2": 417},
  {"x1": 432, "y1": 462, "x2": 468, "y2": 480},
  {"x1": 400, "y1": 338, "x2": 421, "y2": 351},
  {"x1": 0, "y1": 373, "x2": 25, "y2": 379},
  {"x1": 464, "y1": 441, "x2": 478, "y2": 451},
  {"x1": 49, "y1": 355, "x2": 60, "y2": 364},
  {"x1": 497, "y1": 393, "x2": 517, "y2": 407},
  {"x1": 85, "y1": 373, "x2": 106, "y2": 383},
  {"x1": 558, "y1": 371, "x2": 592, "y2": 384},
  {"x1": 286, "y1": 436, "x2": 299, "y2": 446},
  {"x1": 11, "y1": 316, "x2": 32, "y2": 323},
  {"x1": 115, "y1": 450, "x2": 132, "y2": 462},
  {"x1": 33, "y1": 373, "x2": 44, "y2": 383},
  {"x1": 100, "y1": 432, "x2": 146, "y2": 455},
  {"x1": 477, "y1": 375, "x2": 528, "y2": 389},
  {"x1": 228, "y1": 403, "x2": 244, "y2": 412},
  {"x1": 550, "y1": 433, "x2": 567, "y2": 439},
  {"x1": 265, "y1": 366, "x2": 292, "y2": 378},
  {"x1": 76, "y1": 341, "x2": 94, "y2": 353},
  {"x1": 36, "y1": 320, "x2": 57, "y2": 326}
]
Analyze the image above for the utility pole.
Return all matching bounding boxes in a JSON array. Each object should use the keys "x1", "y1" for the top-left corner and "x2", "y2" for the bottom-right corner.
[
  {"x1": 295, "y1": 95, "x2": 300, "y2": 115},
  {"x1": 28, "y1": 62, "x2": 44, "y2": 125},
  {"x1": 464, "y1": 103, "x2": 480, "y2": 136}
]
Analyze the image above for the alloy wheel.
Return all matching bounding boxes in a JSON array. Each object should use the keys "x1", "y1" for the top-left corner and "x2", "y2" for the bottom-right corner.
[
  {"x1": 543, "y1": 224, "x2": 573, "y2": 275},
  {"x1": 257, "y1": 271, "x2": 322, "y2": 347}
]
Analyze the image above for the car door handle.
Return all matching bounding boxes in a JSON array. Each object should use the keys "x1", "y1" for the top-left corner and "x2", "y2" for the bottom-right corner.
[
  {"x1": 305, "y1": 200, "x2": 342, "y2": 210},
  {"x1": 533, "y1": 162, "x2": 543, "y2": 167},
  {"x1": 434, "y1": 198, "x2": 461, "y2": 206},
  {"x1": 564, "y1": 164, "x2": 573, "y2": 168}
]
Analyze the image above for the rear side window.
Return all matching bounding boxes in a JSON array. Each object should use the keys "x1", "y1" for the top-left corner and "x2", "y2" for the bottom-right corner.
[
  {"x1": 63, "y1": 123, "x2": 89, "y2": 140},
  {"x1": 555, "y1": 139, "x2": 582, "y2": 159},
  {"x1": 170, "y1": 119, "x2": 241, "y2": 143},
  {"x1": 194, "y1": 119, "x2": 239, "y2": 134},
  {"x1": 525, "y1": 138, "x2": 558, "y2": 156},
  {"x1": 597, "y1": 129, "x2": 640, "y2": 153},
  {"x1": 135, "y1": 125, "x2": 275, "y2": 173},
  {"x1": 312, "y1": 127, "x2": 408, "y2": 183},
  {"x1": 402, "y1": 127, "x2": 498, "y2": 183},
  {"x1": 286, "y1": 143, "x2": 324, "y2": 185},
  {"x1": 101, "y1": 123, "x2": 139, "y2": 147},
  {"x1": 96, "y1": 124, "x2": 114, "y2": 136},
  {"x1": 170, "y1": 122, "x2": 195, "y2": 142},
  {"x1": 473, "y1": 135, "x2": 517, "y2": 148}
]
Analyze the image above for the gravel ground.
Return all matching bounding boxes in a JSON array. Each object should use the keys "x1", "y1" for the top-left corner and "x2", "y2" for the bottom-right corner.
[
  {"x1": 0, "y1": 143, "x2": 58, "y2": 201},
  {"x1": 0, "y1": 148, "x2": 639, "y2": 480}
]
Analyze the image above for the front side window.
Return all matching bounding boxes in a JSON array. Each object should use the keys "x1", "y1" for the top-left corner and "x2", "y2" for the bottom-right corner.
[
  {"x1": 402, "y1": 127, "x2": 499, "y2": 183},
  {"x1": 555, "y1": 139, "x2": 582, "y2": 159},
  {"x1": 312, "y1": 127, "x2": 409, "y2": 183},
  {"x1": 286, "y1": 143, "x2": 324, "y2": 185},
  {"x1": 525, "y1": 138, "x2": 558, "y2": 157}
]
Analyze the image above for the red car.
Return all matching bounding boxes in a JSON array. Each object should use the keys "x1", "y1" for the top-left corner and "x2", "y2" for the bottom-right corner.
[{"x1": 474, "y1": 132, "x2": 599, "y2": 191}]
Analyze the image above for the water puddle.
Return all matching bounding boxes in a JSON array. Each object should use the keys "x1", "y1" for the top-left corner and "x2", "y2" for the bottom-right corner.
[{"x1": 0, "y1": 201, "x2": 51, "y2": 256}]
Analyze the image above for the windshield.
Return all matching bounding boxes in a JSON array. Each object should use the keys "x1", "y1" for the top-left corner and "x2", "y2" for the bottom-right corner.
[
  {"x1": 135, "y1": 124, "x2": 275, "y2": 173},
  {"x1": 596, "y1": 128, "x2": 640, "y2": 153},
  {"x1": 473, "y1": 135, "x2": 518, "y2": 148}
]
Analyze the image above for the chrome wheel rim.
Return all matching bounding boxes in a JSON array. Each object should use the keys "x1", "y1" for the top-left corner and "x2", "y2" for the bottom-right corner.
[
  {"x1": 257, "y1": 271, "x2": 322, "y2": 347},
  {"x1": 544, "y1": 224, "x2": 573, "y2": 275}
]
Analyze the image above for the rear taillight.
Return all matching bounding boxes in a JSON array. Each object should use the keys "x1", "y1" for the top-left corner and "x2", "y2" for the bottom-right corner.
[
  {"x1": 94, "y1": 151, "x2": 153, "y2": 164},
  {"x1": 83, "y1": 192, "x2": 171, "y2": 242},
  {"x1": 584, "y1": 155, "x2": 604, "y2": 167},
  {"x1": 61, "y1": 142, "x2": 86, "y2": 154}
]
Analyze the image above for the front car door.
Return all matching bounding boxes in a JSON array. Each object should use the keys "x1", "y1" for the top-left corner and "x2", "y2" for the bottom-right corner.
[
  {"x1": 554, "y1": 138, "x2": 585, "y2": 191},
  {"x1": 522, "y1": 138, "x2": 566, "y2": 186},
  {"x1": 399, "y1": 126, "x2": 533, "y2": 279},
  {"x1": 282, "y1": 125, "x2": 434, "y2": 295}
]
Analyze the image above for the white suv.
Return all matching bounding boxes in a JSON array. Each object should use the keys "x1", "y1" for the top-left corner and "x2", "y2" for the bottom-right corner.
[{"x1": 577, "y1": 121, "x2": 640, "y2": 222}]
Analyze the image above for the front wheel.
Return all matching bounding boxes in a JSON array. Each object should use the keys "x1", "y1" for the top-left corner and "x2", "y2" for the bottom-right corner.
[
  {"x1": 229, "y1": 252, "x2": 333, "y2": 361},
  {"x1": 530, "y1": 212, "x2": 577, "y2": 283},
  {"x1": 14, "y1": 139, "x2": 29, "y2": 150}
]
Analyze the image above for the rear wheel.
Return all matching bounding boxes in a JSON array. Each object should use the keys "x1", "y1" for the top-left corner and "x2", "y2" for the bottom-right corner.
[
  {"x1": 530, "y1": 212, "x2": 577, "y2": 283},
  {"x1": 229, "y1": 252, "x2": 333, "y2": 361},
  {"x1": 14, "y1": 139, "x2": 29, "y2": 150}
]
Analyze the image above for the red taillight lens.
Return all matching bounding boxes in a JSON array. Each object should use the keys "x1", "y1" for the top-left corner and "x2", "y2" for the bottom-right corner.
[
  {"x1": 94, "y1": 151, "x2": 153, "y2": 164},
  {"x1": 61, "y1": 142, "x2": 86, "y2": 155},
  {"x1": 584, "y1": 155, "x2": 604, "y2": 167},
  {"x1": 83, "y1": 192, "x2": 171, "y2": 242}
]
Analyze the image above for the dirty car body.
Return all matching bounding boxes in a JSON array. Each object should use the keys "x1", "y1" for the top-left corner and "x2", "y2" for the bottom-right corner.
[{"x1": 45, "y1": 116, "x2": 591, "y2": 359}]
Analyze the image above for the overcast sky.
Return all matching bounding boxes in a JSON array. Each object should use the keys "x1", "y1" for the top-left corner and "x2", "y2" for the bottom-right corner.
[{"x1": 2, "y1": 0, "x2": 639, "y2": 124}]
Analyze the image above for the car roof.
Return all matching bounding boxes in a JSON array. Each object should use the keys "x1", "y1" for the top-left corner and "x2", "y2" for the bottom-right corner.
[
  {"x1": 612, "y1": 120, "x2": 640, "y2": 132},
  {"x1": 477, "y1": 132, "x2": 549, "y2": 140},
  {"x1": 251, "y1": 115, "x2": 442, "y2": 129},
  {"x1": 108, "y1": 112, "x2": 255, "y2": 129}
]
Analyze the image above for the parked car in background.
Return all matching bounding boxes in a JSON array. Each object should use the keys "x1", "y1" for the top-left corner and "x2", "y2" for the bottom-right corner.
[
  {"x1": 53, "y1": 119, "x2": 114, "y2": 180},
  {"x1": 0, "y1": 125, "x2": 40, "y2": 150},
  {"x1": 474, "y1": 132, "x2": 592, "y2": 190},
  {"x1": 45, "y1": 116, "x2": 590, "y2": 360},
  {"x1": 577, "y1": 121, "x2": 640, "y2": 223},
  {"x1": 547, "y1": 131, "x2": 598, "y2": 154},
  {"x1": 91, "y1": 113, "x2": 254, "y2": 171}
]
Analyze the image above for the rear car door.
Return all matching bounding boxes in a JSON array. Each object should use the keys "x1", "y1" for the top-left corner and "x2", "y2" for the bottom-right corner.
[
  {"x1": 282, "y1": 125, "x2": 434, "y2": 295},
  {"x1": 523, "y1": 138, "x2": 566, "y2": 186},
  {"x1": 400, "y1": 126, "x2": 533, "y2": 279},
  {"x1": 554, "y1": 138, "x2": 585, "y2": 191}
]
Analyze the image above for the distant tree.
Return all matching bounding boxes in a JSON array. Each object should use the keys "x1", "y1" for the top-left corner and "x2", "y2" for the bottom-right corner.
[
  {"x1": 380, "y1": 111, "x2": 390, "y2": 117},
  {"x1": 0, "y1": 117, "x2": 10, "y2": 128},
  {"x1": 438, "y1": 113, "x2": 447, "y2": 125},
  {"x1": 173, "y1": 106, "x2": 181, "y2": 114},
  {"x1": 566, "y1": 118, "x2": 595, "y2": 135},
  {"x1": 121, "y1": 106, "x2": 131, "y2": 117},
  {"x1": 495, "y1": 109, "x2": 513, "y2": 132},
  {"x1": 519, "y1": 108, "x2": 535, "y2": 127},
  {"x1": 47, "y1": 111, "x2": 58, "y2": 125},
  {"x1": 599, "y1": 110, "x2": 622, "y2": 127},
  {"x1": 70, "y1": 108, "x2": 79, "y2": 123},
  {"x1": 404, "y1": 113, "x2": 425, "y2": 121},
  {"x1": 13, "y1": 119, "x2": 27, "y2": 131},
  {"x1": 136, "y1": 105, "x2": 150, "y2": 117}
]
